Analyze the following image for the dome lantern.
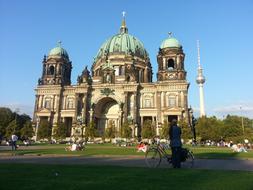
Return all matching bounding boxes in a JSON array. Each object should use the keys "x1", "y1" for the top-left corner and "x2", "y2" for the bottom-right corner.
[
  {"x1": 48, "y1": 41, "x2": 69, "y2": 59},
  {"x1": 160, "y1": 32, "x2": 182, "y2": 49},
  {"x1": 120, "y1": 11, "x2": 128, "y2": 34}
]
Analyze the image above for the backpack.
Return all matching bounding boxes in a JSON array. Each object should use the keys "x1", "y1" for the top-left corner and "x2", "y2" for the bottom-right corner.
[{"x1": 180, "y1": 148, "x2": 188, "y2": 162}]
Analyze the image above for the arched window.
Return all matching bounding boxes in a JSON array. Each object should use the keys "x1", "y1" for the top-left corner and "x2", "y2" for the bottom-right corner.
[
  {"x1": 114, "y1": 66, "x2": 119, "y2": 76},
  {"x1": 44, "y1": 98, "x2": 51, "y2": 109},
  {"x1": 167, "y1": 59, "x2": 175, "y2": 70},
  {"x1": 168, "y1": 96, "x2": 176, "y2": 107},
  {"x1": 49, "y1": 65, "x2": 55, "y2": 75},
  {"x1": 67, "y1": 98, "x2": 74, "y2": 109},
  {"x1": 144, "y1": 99, "x2": 151, "y2": 108}
]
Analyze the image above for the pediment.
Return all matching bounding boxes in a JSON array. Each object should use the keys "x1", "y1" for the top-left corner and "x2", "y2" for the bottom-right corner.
[{"x1": 38, "y1": 108, "x2": 51, "y2": 113}]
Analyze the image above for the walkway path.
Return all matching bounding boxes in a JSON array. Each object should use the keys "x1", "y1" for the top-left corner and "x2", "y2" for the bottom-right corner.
[{"x1": 1, "y1": 155, "x2": 253, "y2": 171}]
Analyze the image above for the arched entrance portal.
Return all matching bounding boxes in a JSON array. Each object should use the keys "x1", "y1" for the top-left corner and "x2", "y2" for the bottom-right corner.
[{"x1": 94, "y1": 97, "x2": 121, "y2": 136}]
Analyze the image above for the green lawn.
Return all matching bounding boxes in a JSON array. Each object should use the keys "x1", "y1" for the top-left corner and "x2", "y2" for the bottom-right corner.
[
  {"x1": 0, "y1": 164, "x2": 252, "y2": 190},
  {"x1": 1, "y1": 144, "x2": 253, "y2": 159}
]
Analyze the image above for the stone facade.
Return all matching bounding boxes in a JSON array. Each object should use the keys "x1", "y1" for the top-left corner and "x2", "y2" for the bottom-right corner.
[{"x1": 33, "y1": 20, "x2": 192, "y2": 139}]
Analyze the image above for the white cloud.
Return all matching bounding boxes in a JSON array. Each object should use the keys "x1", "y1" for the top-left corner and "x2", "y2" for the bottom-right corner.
[
  {"x1": 212, "y1": 102, "x2": 253, "y2": 119},
  {"x1": 0, "y1": 103, "x2": 33, "y2": 117}
]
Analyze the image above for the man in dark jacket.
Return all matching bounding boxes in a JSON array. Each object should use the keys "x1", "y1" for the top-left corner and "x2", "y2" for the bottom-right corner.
[{"x1": 169, "y1": 119, "x2": 182, "y2": 168}]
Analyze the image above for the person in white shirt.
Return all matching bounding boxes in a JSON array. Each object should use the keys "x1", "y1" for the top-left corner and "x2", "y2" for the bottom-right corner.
[
  {"x1": 11, "y1": 134, "x2": 18, "y2": 151},
  {"x1": 71, "y1": 143, "x2": 77, "y2": 151}
]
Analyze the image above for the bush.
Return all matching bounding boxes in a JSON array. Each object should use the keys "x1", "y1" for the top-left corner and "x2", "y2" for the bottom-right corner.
[{"x1": 141, "y1": 120, "x2": 155, "y2": 139}]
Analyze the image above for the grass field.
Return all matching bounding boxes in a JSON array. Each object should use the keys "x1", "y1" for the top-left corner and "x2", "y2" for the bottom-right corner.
[
  {"x1": 1, "y1": 144, "x2": 253, "y2": 159},
  {"x1": 0, "y1": 164, "x2": 253, "y2": 190}
]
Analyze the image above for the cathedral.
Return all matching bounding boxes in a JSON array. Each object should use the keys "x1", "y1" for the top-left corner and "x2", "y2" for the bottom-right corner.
[{"x1": 33, "y1": 16, "x2": 192, "y2": 139}]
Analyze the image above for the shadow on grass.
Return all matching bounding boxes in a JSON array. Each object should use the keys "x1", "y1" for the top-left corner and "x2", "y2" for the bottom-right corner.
[
  {"x1": 194, "y1": 151, "x2": 240, "y2": 159},
  {"x1": 0, "y1": 164, "x2": 253, "y2": 190}
]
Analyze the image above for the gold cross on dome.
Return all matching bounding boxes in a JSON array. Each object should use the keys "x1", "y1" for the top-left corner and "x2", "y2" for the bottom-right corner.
[
  {"x1": 122, "y1": 11, "x2": 126, "y2": 18},
  {"x1": 57, "y1": 40, "x2": 62, "y2": 47}
]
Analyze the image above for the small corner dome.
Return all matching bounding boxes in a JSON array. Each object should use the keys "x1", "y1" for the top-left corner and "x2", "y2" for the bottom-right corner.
[
  {"x1": 48, "y1": 42, "x2": 69, "y2": 58},
  {"x1": 160, "y1": 35, "x2": 182, "y2": 49}
]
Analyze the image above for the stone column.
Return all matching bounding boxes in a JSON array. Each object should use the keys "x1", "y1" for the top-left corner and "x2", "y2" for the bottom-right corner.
[
  {"x1": 184, "y1": 93, "x2": 189, "y2": 122},
  {"x1": 123, "y1": 92, "x2": 128, "y2": 122},
  {"x1": 52, "y1": 95, "x2": 55, "y2": 111},
  {"x1": 163, "y1": 58, "x2": 166, "y2": 69},
  {"x1": 89, "y1": 110, "x2": 94, "y2": 122},
  {"x1": 40, "y1": 95, "x2": 44, "y2": 108},
  {"x1": 73, "y1": 94, "x2": 79, "y2": 123},
  {"x1": 35, "y1": 95, "x2": 39, "y2": 111},
  {"x1": 156, "y1": 92, "x2": 161, "y2": 123},
  {"x1": 140, "y1": 93, "x2": 143, "y2": 108},
  {"x1": 82, "y1": 94, "x2": 87, "y2": 124},
  {"x1": 181, "y1": 91, "x2": 184, "y2": 108},
  {"x1": 178, "y1": 92, "x2": 181, "y2": 108},
  {"x1": 164, "y1": 92, "x2": 167, "y2": 107},
  {"x1": 176, "y1": 94, "x2": 178, "y2": 107},
  {"x1": 177, "y1": 55, "x2": 180, "y2": 69},
  {"x1": 144, "y1": 67, "x2": 148, "y2": 83},
  {"x1": 63, "y1": 95, "x2": 67, "y2": 110},
  {"x1": 133, "y1": 92, "x2": 137, "y2": 123},
  {"x1": 161, "y1": 92, "x2": 164, "y2": 109}
]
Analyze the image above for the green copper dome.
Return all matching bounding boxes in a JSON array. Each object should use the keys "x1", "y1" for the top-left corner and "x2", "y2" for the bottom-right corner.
[
  {"x1": 94, "y1": 23, "x2": 148, "y2": 61},
  {"x1": 48, "y1": 42, "x2": 69, "y2": 59},
  {"x1": 160, "y1": 35, "x2": 182, "y2": 49}
]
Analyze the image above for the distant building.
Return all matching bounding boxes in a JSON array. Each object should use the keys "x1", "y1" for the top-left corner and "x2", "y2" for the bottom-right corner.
[{"x1": 33, "y1": 16, "x2": 192, "y2": 139}]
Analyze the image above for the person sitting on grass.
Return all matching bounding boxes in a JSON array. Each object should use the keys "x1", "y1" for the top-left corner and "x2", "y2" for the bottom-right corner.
[
  {"x1": 65, "y1": 142, "x2": 78, "y2": 151},
  {"x1": 137, "y1": 142, "x2": 147, "y2": 152},
  {"x1": 231, "y1": 143, "x2": 247, "y2": 153}
]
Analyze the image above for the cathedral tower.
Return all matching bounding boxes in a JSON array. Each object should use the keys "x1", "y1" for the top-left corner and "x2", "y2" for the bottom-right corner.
[
  {"x1": 157, "y1": 33, "x2": 186, "y2": 81},
  {"x1": 38, "y1": 42, "x2": 72, "y2": 86},
  {"x1": 156, "y1": 33, "x2": 190, "y2": 123}
]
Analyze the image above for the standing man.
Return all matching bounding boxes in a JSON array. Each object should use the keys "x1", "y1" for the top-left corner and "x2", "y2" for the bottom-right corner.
[
  {"x1": 169, "y1": 119, "x2": 182, "y2": 168},
  {"x1": 11, "y1": 134, "x2": 18, "y2": 151}
]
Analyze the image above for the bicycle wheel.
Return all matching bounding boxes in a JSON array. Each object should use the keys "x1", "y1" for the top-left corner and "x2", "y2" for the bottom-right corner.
[
  {"x1": 181, "y1": 150, "x2": 194, "y2": 168},
  {"x1": 145, "y1": 147, "x2": 161, "y2": 168}
]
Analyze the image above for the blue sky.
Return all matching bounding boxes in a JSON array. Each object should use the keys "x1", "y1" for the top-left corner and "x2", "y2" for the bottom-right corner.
[{"x1": 0, "y1": 0, "x2": 253, "y2": 118}]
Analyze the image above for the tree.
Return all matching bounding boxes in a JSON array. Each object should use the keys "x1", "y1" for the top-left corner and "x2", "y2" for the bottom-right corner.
[
  {"x1": 195, "y1": 116, "x2": 223, "y2": 142},
  {"x1": 221, "y1": 115, "x2": 253, "y2": 143},
  {"x1": 178, "y1": 120, "x2": 192, "y2": 140},
  {"x1": 0, "y1": 107, "x2": 14, "y2": 137},
  {"x1": 37, "y1": 120, "x2": 52, "y2": 140},
  {"x1": 85, "y1": 121, "x2": 97, "y2": 141},
  {"x1": 53, "y1": 122, "x2": 67, "y2": 141},
  {"x1": 20, "y1": 121, "x2": 34, "y2": 140},
  {"x1": 121, "y1": 122, "x2": 132, "y2": 139},
  {"x1": 105, "y1": 120, "x2": 116, "y2": 141},
  {"x1": 5, "y1": 120, "x2": 17, "y2": 138},
  {"x1": 141, "y1": 120, "x2": 155, "y2": 139},
  {"x1": 160, "y1": 120, "x2": 169, "y2": 139}
]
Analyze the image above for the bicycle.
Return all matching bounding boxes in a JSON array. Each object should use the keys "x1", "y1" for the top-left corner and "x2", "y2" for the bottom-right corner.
[{"x1": 145, "y1": 139, "x2": 194, "y2": 168}]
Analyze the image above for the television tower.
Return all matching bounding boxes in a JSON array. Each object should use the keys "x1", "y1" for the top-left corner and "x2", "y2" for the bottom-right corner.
[{"x1": 196, "y1": 40, "x2": 206, "y2": 117}]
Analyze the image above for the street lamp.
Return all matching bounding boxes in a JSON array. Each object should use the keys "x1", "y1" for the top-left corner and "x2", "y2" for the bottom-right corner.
[{"x1": 35, "y1": 116, "x2": 40, "y2": 142}]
